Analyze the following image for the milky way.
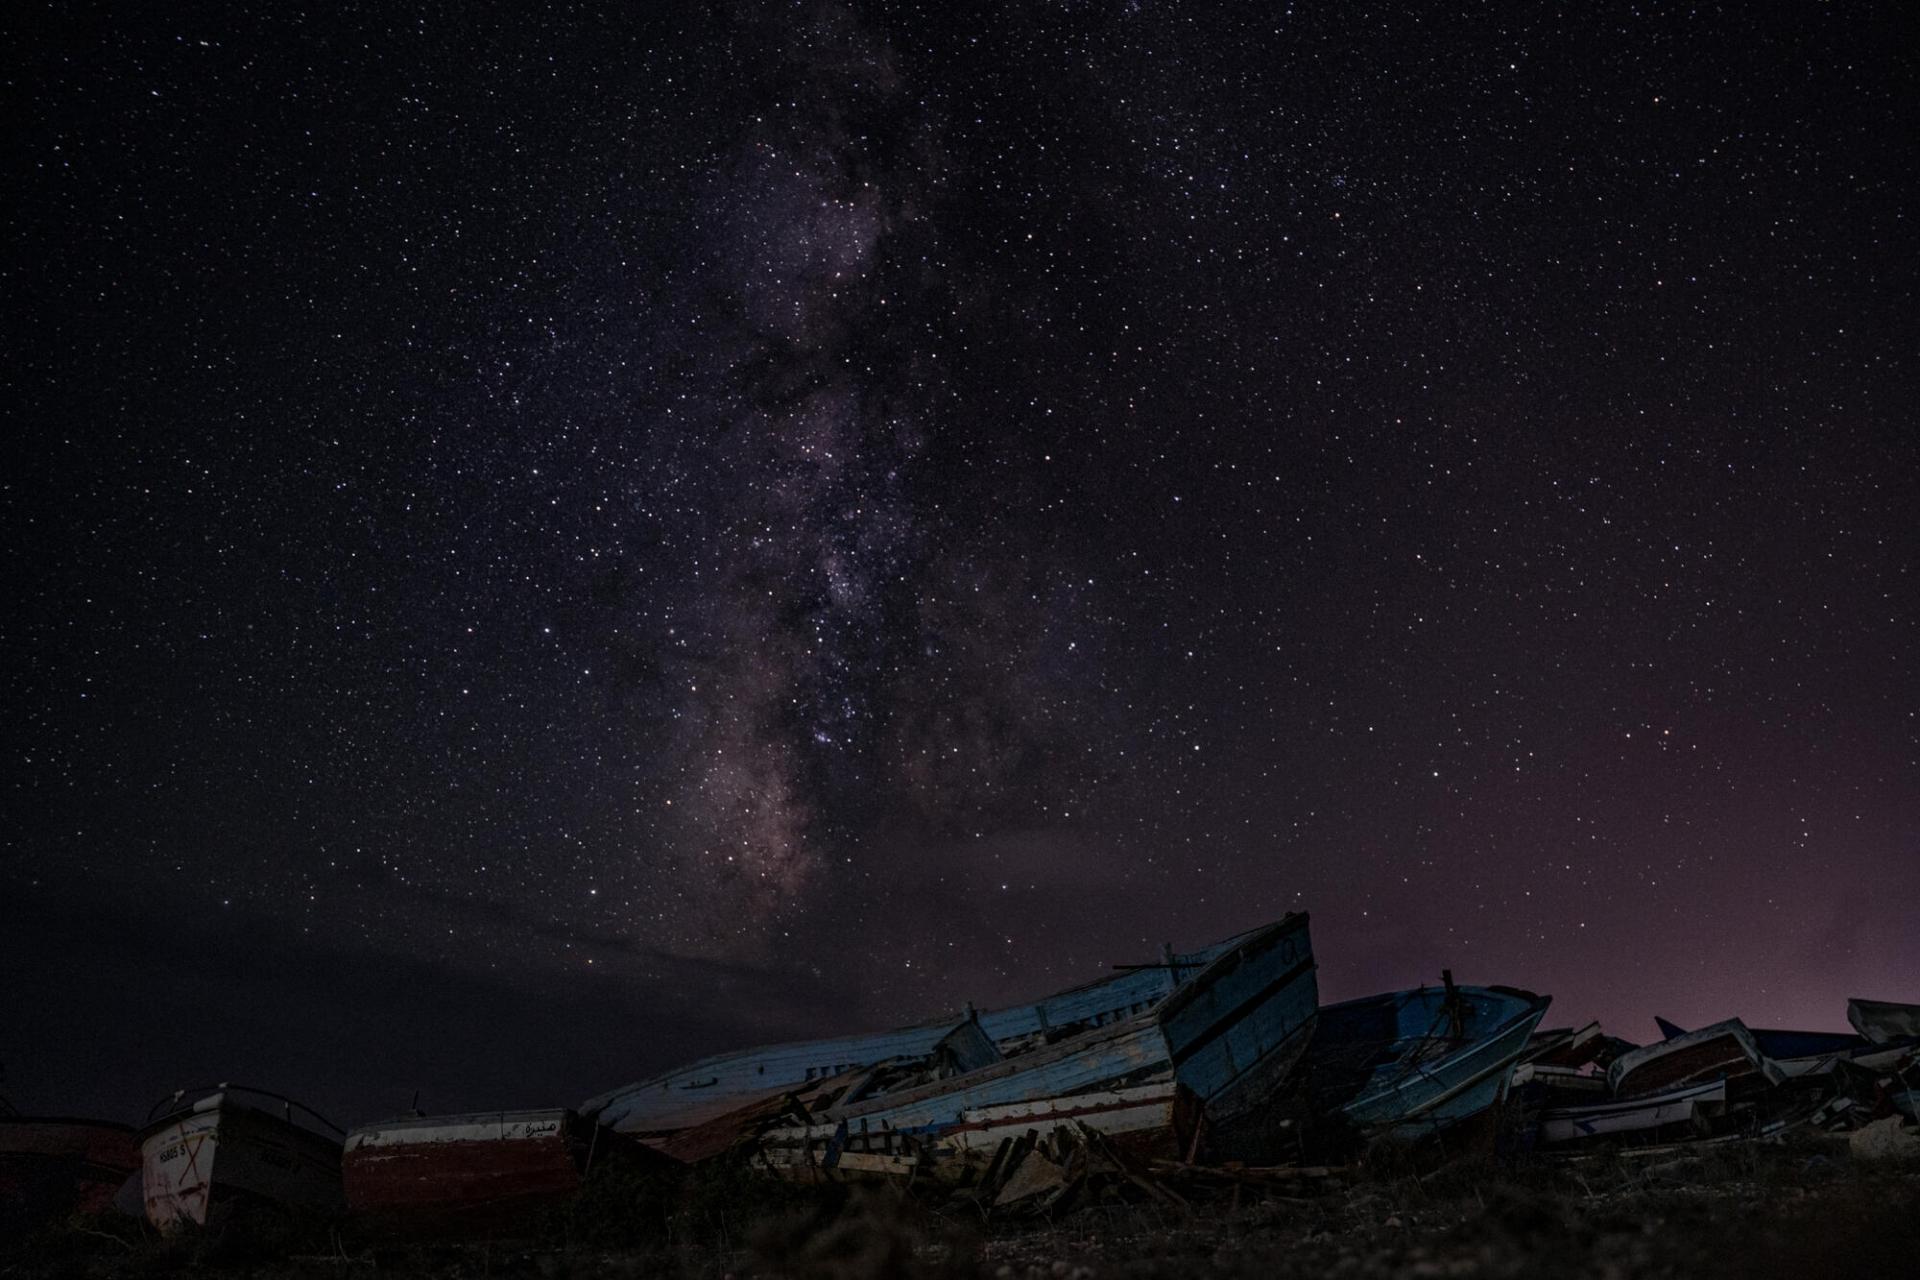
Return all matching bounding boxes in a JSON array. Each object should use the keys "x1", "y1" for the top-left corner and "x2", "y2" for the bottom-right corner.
[
  {"x1": 627, "y1": 8, "x2": 1115, "y2": 934},
  {"x1": 4, "y1": 1, "x2": 1914, "y2": 1122}
]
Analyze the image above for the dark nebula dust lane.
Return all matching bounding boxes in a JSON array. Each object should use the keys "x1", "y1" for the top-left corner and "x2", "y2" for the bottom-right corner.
[{"x1": 3, "y1": 2, "x2": 1915, "y2": 1123}]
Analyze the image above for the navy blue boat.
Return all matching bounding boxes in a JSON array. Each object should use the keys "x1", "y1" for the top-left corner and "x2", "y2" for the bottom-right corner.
[{"x1": 1297, "y1": 978, "x2": 1550, "y2": 1144}]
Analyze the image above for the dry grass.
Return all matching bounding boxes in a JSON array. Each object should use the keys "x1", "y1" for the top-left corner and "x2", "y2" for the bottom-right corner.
[{"x1": 5, "y1": 1141, "x2": 1914, "y2": 1279}]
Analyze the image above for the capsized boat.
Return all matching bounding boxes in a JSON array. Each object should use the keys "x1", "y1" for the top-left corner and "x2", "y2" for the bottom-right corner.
[
  {"x1": 1608, "y1": 1019, "x2": 1784, "y2": 1100},
  {"x1": 344, "y1": 1108, "x2": 643, "y2": 1234},
  {"x1": 1537, "y1": 1079, "x2": 1728, "y2": 1146},
  {"x1": 753, "y1": 913, "x2": 1317, "y2": 1178},
  {"x1": 585, "y1": 925, "x2": 1264, "y2": 1137},
  {"x1": 0, "y1": 1115, "x2": 140, "y2": 1230},
  {"x1": 138, "y1": 1085, "x2": 343, "y2": 1230},
  {"x1": 1295, "y1": 976, "x2": 1551, "y2": 1144},
  {"x1": 1654, "y1": 1016, "x2": 1908, "y2": 1079}
]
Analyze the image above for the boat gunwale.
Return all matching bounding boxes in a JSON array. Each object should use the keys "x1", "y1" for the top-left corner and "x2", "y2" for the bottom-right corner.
[{"x1": 136, "y1": 1085, "x2": 345, "y2": 1143}]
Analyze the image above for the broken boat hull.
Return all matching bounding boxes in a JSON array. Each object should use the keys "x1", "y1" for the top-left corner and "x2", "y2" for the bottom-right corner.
[
  {"x1": 1606, "y1": 1019, "x2": 1782, "y2": 1100},
  {"x1": 754, "y1": 914, "x2": 1317, "y2": 1178},
  {"x1": 1847, "y1": 998, "x2": 1920, "y2": 1046},
  {"x1": 1298, "y1": 982, "x2": 1552, "y2": 1144},
  {"x1": 1537, "y1": 1079, "x2": 1728, "y2": 1146},
  {"x1": 584, "y1": 927, "x2": 1265, "y2": 1136}
]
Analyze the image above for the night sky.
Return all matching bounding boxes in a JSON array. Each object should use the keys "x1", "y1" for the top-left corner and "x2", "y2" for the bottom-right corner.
[{"x1": 4, "y1": 3, "x2": 1915, "y2": 1126}]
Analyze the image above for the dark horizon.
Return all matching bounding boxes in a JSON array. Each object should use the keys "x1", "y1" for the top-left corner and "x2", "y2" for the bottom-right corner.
[{"x1": 5, "y1": 3, "x2": 1915, "y2": 1130}]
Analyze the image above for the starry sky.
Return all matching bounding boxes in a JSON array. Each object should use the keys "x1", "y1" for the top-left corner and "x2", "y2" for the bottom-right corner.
[{"x1": 4, "y1": 2, "x2": 1915, "y2": 1124}]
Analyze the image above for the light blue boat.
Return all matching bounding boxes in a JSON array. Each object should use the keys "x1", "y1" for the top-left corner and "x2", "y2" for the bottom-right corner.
[
  {"x1": 1303, "y1": 979, "x2": 1550, "y2": 1142},
  {"x1": 585, "y1": 923, "x2": 1277, "y2": 1135},
  {"x1": 758, "y1": 914, "x2": 1317, "y2": 1173}
]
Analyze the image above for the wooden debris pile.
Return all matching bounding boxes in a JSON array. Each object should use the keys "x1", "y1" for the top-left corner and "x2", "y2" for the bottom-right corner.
[{"x1": 952, "y1": 1121, "x2": 1343, "y2": 1221}]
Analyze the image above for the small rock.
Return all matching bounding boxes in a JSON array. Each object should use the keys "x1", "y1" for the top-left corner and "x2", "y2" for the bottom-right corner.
[
  {"x1": 1384, "y1": 1215, "x2": 1403, "y2": 1229},
  {"x1": 1850, "y1": 1115, "x2": 1920, "y2": 1163}
]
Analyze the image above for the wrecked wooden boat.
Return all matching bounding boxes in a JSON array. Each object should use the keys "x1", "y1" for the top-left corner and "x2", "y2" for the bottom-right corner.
[
  {"x1": 138, "y1": 1085, "x2": 343, "y2": 1229},
  {"x1": 753, "y1": 913, "x2": 1317, "y2": 1179},
  {"x1": 342, "y1": 1108, "x2": 646, "y2": 1234},
  {"x1": 1754, "y1": 1029, "x2": 1919, "y2": 1078},
  {"x1": 1653, "y1": 1017, "x2": 1900, "y2": 1079},
  {"x1": 1522, "y1": 1022, "x2": 1605, "y2": 1070},
  {"x1": 1537, "y1": 1079, "x2": 1728, "y2": 1146},
  {"x1": 1293, "y1": 976, "x2": 1551, "y2": 1145},
  {"x1": 1509, "y1": 1061, "x2": 1608, "y2": 1104},
  {"x1": 1651, "y1": 1015, "x2": 1920, "y2": 1084},
  {"x1": 1607, "y1": 1019, "x2": 1784, "y2": 1100},
  {"x1": 1847, "y1": 998, "x2": 1920, "y2": 1046},
  {"x1": 585, "y1": 926, "x2": 1260, "y2": 1138},
  {"x1": 0, "y1": 1115, "x2": 140, "y2": 1230}
]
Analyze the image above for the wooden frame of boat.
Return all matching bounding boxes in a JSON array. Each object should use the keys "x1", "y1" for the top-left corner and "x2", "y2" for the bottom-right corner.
[{"x1": 137, "y1": 1085, "x2": 344, "y2": 1230}]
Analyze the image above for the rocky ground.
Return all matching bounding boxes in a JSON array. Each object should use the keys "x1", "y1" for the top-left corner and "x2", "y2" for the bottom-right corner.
[{"x1": 8, "y1": 1138, "x2": 1916, "y2": 1279}]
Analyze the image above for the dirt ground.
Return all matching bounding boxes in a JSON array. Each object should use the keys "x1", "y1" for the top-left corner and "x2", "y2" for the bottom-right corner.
[{"x1": 9, "y1": 1139, "x2": 1916, "y2": 1279}]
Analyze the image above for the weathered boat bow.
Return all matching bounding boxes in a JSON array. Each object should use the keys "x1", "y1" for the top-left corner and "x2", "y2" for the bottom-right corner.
[{"x1": 137, "y1": 1085, "x2": 344, "y2": 1230}]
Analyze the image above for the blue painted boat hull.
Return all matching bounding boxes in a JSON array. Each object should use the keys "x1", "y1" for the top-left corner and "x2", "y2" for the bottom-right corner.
[
  {"x1": 757, "y1": 916, "x2": 1318, "y2": 1173},
  {"x1": 585, "y1": 924, "x2": 1276, "y2": 1134},
  {"x1": 831, "y1": 915, "x2": 1316, "y2": 1137},
  {"x1": 1300, "y1": 983, "x2": 1551, "y2": 1143}
]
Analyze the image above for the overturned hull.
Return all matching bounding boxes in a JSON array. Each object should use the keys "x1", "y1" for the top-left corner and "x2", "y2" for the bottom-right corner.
[
  {"x1": 755, "y1": 914, "x2": 1316, "y2": 1179},
  {"x1": 1607, "y1": 1019, "x2": 1782, "y2": 1100},
  {"x1": 343, "y1": 1109, "x2": 603, "y2": 1233},
  {"x1": 584, "y1": 928, "x2": 1261, "y2": 1136},
  {"x1": 138, "y1": 1088, "x2": 342, "y2": 1230},
  {"x1": 0, "y1": 1117, "x2": 139, "y2": 1230}
]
